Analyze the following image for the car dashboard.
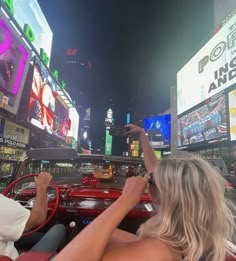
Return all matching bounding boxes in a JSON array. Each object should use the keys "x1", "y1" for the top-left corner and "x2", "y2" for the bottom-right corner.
[{"x1": 14, "y1": 182, "x2": 153, "y2": 234}]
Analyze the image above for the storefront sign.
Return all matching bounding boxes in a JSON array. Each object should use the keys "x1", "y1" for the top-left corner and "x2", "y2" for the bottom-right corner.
[
  {"x1": 0, "y1": 117, "x2": 29, "y2": 148},
  {"x1": 0, "y1": 137, "x2": 26, "y2": 148},
  {"x1": 3, "y1": 119, "x2": 29, "y2": 144},
  {"x1": 177, "y1": 14, "x2": 236, "y2": 115}
]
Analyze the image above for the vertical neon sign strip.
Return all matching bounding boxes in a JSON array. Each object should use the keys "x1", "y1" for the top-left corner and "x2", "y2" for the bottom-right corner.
[
  {"x1": 12, "y1": 45, "x2": 28, "y2": 95},
  {"x1": 105, "y1": 130, "x2": 112, "y2": 155}
]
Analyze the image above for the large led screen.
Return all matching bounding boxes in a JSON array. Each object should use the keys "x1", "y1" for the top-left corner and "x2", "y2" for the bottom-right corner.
[
  {"x1": 0, "y1": 15, "x2": 31, "y2": 114},
  {"x1": 144, "y1": 114, "x2": 171, "y2": 148},
  {"x1": 7, "y1": 0, "x2": 53, "y2": 61},
  {"x1": 177, "y1": 91, "x2": 227, "y2": 148},
  {"x1": 228, "y1": 88, "x2": 236, "y2": 141},
  {"x1": 177, "y1": 13, "x2": 236, "y2": 115},
  {"x1": 214, "y1": 0, "x2": 235, "y2": 27},
  {"x1": 28, "y1": 57, "x2": 70, "y2": 141},
  {"x1": 67, "y1": 107, "x2": 79, "y2": 141}
]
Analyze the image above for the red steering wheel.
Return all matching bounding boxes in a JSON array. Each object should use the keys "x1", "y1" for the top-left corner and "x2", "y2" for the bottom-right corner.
[{"x1": 2, "y1": 174, "x2": 60, "y2": 236}]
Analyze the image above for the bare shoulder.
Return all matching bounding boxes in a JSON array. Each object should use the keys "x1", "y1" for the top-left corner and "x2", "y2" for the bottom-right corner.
[
  {"x1": 139, "y1": 238, "x2": 178, "y2": 260},
  {"x1": 102, "y1": 237, "x2": 179, "y2": 261}
]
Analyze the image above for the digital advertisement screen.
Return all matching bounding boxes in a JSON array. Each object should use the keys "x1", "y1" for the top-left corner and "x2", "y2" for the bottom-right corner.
[
  {"x1": 67, "y1": 107, "x2": 79, "y2": 141},
  {"x1": 177, "y1": 91, "x2": 227, "y2": 148},
  {"x1": 8, "y1": 0, "x2": 53, "y2": 61},
  {"x1": 28, "y1": 57, "x2": 70, "y2": 141},
  {"x1": 214, "y1": 0, "x2": 235, "y2": 27},
  {"x1": 177, "y1": 13, "x2": 236, "y2": 115},
  {"x1": 228, "y1": 88, "x2": 236, "y2": 141},
  {"x1": 0, "y1": 15, "x2": 31, "y2": 114},
  {"x1": 144, "y1": 114, "x2": 171, "y2": 148}
]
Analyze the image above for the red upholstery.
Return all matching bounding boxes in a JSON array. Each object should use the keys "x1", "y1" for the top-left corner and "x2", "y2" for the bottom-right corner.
[
  {"x1": 227, "y1": 252, "x2": 236, "y2": 261},
  {"x1": 15, "y1": 252, "x2": 56, "y2": 261},
  {"x1": 0, "y1": 256, "x2": 12, "y2": 261}
]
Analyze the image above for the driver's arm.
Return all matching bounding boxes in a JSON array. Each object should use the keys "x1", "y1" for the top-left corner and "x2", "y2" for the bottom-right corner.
[{"x1": 24, "y1": 172, "x2": 52, "y2": 232}]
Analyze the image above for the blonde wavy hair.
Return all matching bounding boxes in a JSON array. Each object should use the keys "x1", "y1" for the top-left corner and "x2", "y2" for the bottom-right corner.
[{"x1": 137, "y1": 155, "x2": 235, "y2": 261}]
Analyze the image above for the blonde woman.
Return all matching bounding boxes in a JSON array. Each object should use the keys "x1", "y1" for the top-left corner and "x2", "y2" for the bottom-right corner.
[{"x1": 55, "y1": 124, "x2": 234, "y2": 261}]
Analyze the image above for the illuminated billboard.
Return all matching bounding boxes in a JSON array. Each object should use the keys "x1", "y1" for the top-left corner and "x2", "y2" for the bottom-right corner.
[
  {"x1": 214, "y1": 0, "x2": 236, "y2": 27},
  {"x1": 105, "y1": 108, "x2": 113, "y2": 155},
  {"x1": 177, "y1": 91, "x2": 227, "y2": 148},
  {"x1": 67, "y1": 107, "x2": 79, "y2": 142},
  {"x1": 28, "y1": 57, "x2": 70, "y2": 141},
  {"x1": 3, "y1": 0, "x2": 53, "y2": 61},
  {"x1": 228, "y1": 88, "x2": 236, "y2": 141},
  {"x1": 0, "y1": 14, "x2": 31, "y2": 114},
  {"x1": 177, "y1": 13, "x2": 236, "y2": 115},
  {"x1": 144, "y1": 114, "x2": 171, "y2": 148}
]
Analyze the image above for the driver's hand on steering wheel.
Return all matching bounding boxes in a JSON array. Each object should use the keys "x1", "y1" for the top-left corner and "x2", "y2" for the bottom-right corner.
[{"x1": 34, "y1": 172, "x2": 52, "y2": 190}]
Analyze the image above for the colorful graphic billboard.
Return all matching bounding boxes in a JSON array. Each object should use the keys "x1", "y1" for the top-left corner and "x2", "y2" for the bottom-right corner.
[
  {"x1": 228, "y1": 88, "x2": 236, "y2": 141},
  {"x1": 0, "y1": 14, "x2": 31, "y2": 114},
  {"x1": 177, "y1": 91, "x2": 227, "y2": 148}
]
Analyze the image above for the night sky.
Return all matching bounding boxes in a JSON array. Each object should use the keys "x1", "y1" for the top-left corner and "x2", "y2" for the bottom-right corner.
[{"x1": 37, "y1": 0, "x2": 214, "y2": 151}]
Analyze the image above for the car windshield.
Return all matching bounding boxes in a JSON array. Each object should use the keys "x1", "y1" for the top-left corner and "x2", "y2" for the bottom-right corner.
[{"x1": 18, "y1": 155, "x2": 146, "y2": 188}]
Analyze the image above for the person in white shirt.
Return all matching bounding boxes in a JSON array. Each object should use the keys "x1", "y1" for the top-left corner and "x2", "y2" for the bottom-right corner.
[{"x1": 0, "y1": 172, "x2": 66, "y2": 260}]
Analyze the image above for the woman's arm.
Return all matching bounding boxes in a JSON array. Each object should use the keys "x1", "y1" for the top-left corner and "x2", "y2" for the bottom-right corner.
[
  {"x1": 54, "y1": 175, "x2": 149, "y2": 261},
  {"x1": 125, "y1": 124, "x2": 158, "y2": 173},
  {"x1": 105, "y1": 228, "x2": 138, "y2": 249}
]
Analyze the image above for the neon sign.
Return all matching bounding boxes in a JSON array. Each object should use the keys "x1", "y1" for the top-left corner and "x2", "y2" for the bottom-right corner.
[
  {"x1": 66, "y1": 49, "x2": 78, "y2": 56},
  {"x1": 1, "y1": 0, "x2": 67, "y2": 91},
  {"x1": 0, "y1": 18, "x2": 28, "y2": 95}
]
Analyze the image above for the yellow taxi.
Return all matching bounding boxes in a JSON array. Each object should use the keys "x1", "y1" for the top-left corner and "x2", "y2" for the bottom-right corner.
[{"x1": 94, "y1": 164, "x2": 113, "y2": 181}]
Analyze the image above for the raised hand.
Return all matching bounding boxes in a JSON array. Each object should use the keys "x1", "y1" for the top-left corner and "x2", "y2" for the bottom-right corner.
[
  {"x1": 121, "y1": 175, "x2": 149, "y2": 206},
  {"x1": 124, "y1": 123, "x2": 144, "y2": 136}
]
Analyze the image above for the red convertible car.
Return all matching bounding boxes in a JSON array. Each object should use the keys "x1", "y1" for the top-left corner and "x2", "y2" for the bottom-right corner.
[
  {"x1": 0, "y1": 148, "x2": 236, "y2": 260},
  {"x1": 0, "y1": 148, "x2": 153, "y2": 260}
]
